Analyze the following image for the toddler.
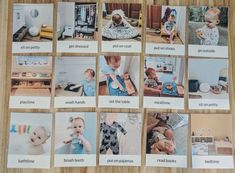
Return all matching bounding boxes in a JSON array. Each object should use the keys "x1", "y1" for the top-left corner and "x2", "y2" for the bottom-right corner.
[
  {"x1": 144, "y1": 68, "x2": 162, "y2": 95},
  {"x1": 64, "y1": 115, "x2": 91, "y2": 154},
  {"x1": 102, "y1": 56, "x2": 124, "y2": 91},
  {"x1": 163, "y1": 10, "x2": 177, "y2": 44},
  {"x1": 102, "y1": 9, "x2": 140, "y2": 40},
  {"x1": 28, "y1": 126, "x2": 51, "y2": 155},
  {"x1": 196, "y1": 7, "x2": 220, "y2": 45},
  {"x1": 70, "y1": 68, "x2": 96, "y2": 96}
]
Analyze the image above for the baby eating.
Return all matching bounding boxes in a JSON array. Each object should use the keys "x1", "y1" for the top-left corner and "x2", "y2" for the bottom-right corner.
[
  {"x1": 144, "y1": 68, "x2": 162, "y2": 96},
  {"x1": 27, "y1": 126, "x2": 51, "y2": 155},
  {"x1": 196, "y1": 7, "x2": 221, "y2": 45}
]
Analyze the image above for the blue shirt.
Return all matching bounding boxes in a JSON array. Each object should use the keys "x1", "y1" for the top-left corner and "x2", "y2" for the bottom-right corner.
[
  {"x1": 71, "y1": 135, "x2": 84, "y2": 154},
  {"x1": 81, "y1": 79, "x2": 95, "y2": 96}
]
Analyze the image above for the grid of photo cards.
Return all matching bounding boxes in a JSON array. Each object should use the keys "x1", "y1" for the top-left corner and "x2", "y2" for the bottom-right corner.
[{"x1": 8, "y1": 1, "x2": 234, "y2": 170}]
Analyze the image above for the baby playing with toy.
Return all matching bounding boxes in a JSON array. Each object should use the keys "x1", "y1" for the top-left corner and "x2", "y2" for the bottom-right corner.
[
  {"x1": 27, "y1": 126, "x2": 51, "y2": 155},
  {"x1": 196, "y1": 7, "x2": 221, "y2": 45},
  {"x1": 64, "y1": 114, "x2": 91, "y2": 154}
]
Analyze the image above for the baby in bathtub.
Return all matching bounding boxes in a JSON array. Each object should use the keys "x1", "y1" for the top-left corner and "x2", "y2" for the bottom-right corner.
[
  {"x1": 27, "y1": 126, "x2": 51, "y2": 155},
  {"x1": 64, "y1": 115, "x2": 91, "y2": 154}
]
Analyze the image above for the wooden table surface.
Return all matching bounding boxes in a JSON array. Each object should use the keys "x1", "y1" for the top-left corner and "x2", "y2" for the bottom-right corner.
[{"x1": 0, "y1": 0, "x2": 235, "y2": 173}]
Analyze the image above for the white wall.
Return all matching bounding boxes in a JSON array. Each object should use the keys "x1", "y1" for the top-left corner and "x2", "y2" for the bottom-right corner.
[
  {"x1": 58, "y1": 2, "x2": 75, "y2": 31},
  {"x1": 162, "y1": 6, "x2": 186, "y2": 44},
  {"x1": 24, "y1": 4, "x2": 53, "y2": 28},
  {"x1": 55, "y1": 57, "x2": 96, "y2": 85},
  {"x1": 189, "y1": 59, "x2": 228, "y2": 85}
]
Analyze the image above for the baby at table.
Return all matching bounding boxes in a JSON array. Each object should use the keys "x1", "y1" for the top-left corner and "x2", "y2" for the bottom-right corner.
[{"x1": 144, "y1": 68, "x2": 162, "y2": 96}]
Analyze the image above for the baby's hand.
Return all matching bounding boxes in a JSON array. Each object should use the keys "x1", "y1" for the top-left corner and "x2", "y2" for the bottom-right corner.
[
  {"x1": 119, "y1": 85, "x2": 124, "y2": 91},
  {"x1": 196, "y1": 30, "x2": 205, "y2": 39}
]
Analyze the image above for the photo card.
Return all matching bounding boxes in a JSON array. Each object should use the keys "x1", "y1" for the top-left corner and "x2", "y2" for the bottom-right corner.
[
  {"x1": 188, "y1": 6, "x2": 228, "y2": 58},
  {"x1": 57, "y1": 2, "x2": 98, "y2": 53},
  {"x1": 99, "y1": 112, "x2": 142, "y2": 166},
  {"x1": 12, "y1": 3, "x2": 53, "y2": 53},
  {"x1": 101, "y1": 3, "x2": 142, "y2": 53},
  {"x1": 98, "y1": 55, "x2": 140, "y2": 108},
  {"x1": 146, "y1": 5, "x2": 186, "y2": 56},
  {"x1": 143, "y1": 56, "x2": 185, "y2": 109},
  {"x1": 54, "y1": 56, "x2": 96, "y2": 108},
  {"x1": 191, "y1": 114, "x2": 234, "y2": 169},
  {"x1": 54, "y1": 112, "x2": 97, "y2": 167},
  {"x1": 188, "y1": 58, "x2": 229, "y2": 110},
  {"x1": 7, "y1": 112, "x2": 52, "y2": 168},
  {"x1": 9, "y1": 56, "x2": 52, "y2": 109},
  {"x1": 146, "y1": 112, "x2": 188, "y2": 168}
]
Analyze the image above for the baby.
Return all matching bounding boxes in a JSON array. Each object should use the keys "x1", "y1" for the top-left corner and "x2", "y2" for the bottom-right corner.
[
  {"x1": 102, "y1": 56, "x2": 124, "y2": 91},
  {"x1": 64, "y1": 115, "x2": 91, "y2": 154},
  {"x1": 27, "y1": 126, "x2": 51, "y2": 155},
  {"x1": 163, "y1": 10, "x2": 177, "y2": 44},
  {"x1": 102, "y1": 9, "x2": 139, "y2": 40},
  {"x1": 147, "y1": 113, "x2": 176, "y2": 155},
  {"x1": 70, "y1": 68, "x2": 96, "y2": 96},
  {"x1": 196, "y1": 7, "x2": 220, "y2": 45},
  {"x1": 144, "y1": 68, "x2": 162, "y2": 95}
]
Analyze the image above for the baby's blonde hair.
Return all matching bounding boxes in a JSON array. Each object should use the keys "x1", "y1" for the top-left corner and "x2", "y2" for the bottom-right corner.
[{"x1": 205, "y1": 7, "x2": 221, "y2": 20}]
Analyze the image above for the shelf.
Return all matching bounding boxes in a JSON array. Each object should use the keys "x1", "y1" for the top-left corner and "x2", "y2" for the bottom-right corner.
[
  {"x1": 12, "y1": 77, "x2": 52, "y2": 80},
  {"x1": 12, "y1": 86, "x2": 51, "y2": 89}
]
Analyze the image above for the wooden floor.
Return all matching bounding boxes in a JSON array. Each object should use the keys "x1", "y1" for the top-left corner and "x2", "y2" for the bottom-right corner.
[
  {"x1": 146, "y1": 29, "x2": 184, "y2": 44},
  {"x1": 1, "y1": 0, "x2": 235, "y2": 173}
]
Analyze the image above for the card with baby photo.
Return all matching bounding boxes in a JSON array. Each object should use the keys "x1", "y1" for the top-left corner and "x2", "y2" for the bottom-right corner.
[
  {"x1": 54, "y1": 112, "x2": 97, "y2": 167},
  {"x1": 98, "y1": 55, "x2": 140, "y2": 108},
  {"x1": 188, "y1": 58, "x2": 229, "y2": 110},
  {"x1": 146, "y1": 112, "x2": 188, "y2": 168},
  {"x1": 188, "y1": 6, "x2": 228, "y2": 58},
  {"x1": 7, "y1": 112, "x2": 52, "y2": 168},
  {"x1": 99, "y1": 112, "x2": 142, "y2": 166},
  {"x1": 9, "y1": 56, "x2": 52, "y2": 109},
  {"x1": 54, "y1": 56, "x2": 96, "y2": 108},
  {"x1": 57, "y1": 2, "x2": 98, "y2": 53},
  {"x1": 101, "y1": 3, "x2": 142, "y2": 53},
  {"x1": 143, "y1": 56, "x2": 185, "y2": 109},
  {"x1": 146, "y1": 5, "x2": 186, "y2": 56},
  {"x1": 12, "y1": 3, "x2": 53, "y2": 53},
  {"x1": 191, "y1": 114, "x2": 234, "y2": 169}
]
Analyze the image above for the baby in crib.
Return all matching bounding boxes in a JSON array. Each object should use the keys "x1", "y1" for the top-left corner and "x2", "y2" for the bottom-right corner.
[{"x1": 196, "y1": 7, "x2": 221, "y2": 45}]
